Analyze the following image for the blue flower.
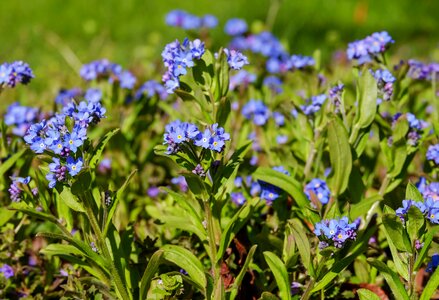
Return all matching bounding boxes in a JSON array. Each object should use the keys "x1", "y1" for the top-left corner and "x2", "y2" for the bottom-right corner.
[
  {"x1": 263, "y1": 76, "x2": 283, "y2": 94},
  {"x1": 0, "y1": 61, "x2": 34, "y2": 87},
  {"x1": 224, "y1": 18, "x2": 248, "y2": 36},
  {"x1": 194, "y1": 129, "x2": 212, "y2": 149},
  {"x1": 201, "y1": 15, "x2": 218, "y2": 28},
  {"x1": 242, "y1": 99, "x2": 270, "y2": 126},
  {"x1": 304, "y1": 179, "x2": 331, "y2": 205},
  {"x1": 84, "y1": 88, "x2": 102, "y2": 103},
  {"x1": 4, "y1": 102, "x2": 39, "y2": 136},
  {"x1": 346, "y1": 31, "x2": 394, "y2": 64},
  {"x1": 229, "y1": 70, "x2": 256, "y2": 90},
  {"x1": 223, "y1": 48, "x2": 249, "y2": 70},
  {"x1": 54, "y1": 88, "x2": 83, "y2": 105},
  {"x1": 66, "y1": 157, "x2": 83, "y2": 176},
  {"x1": 427, "y1": 144, "x2": 439, "y2": 165},
  {"x1": 290, "y1": 55, "x2": 315, "y2": 69},
  {"x1": 426, "y1": 254, "x2": 439, "y2": 272},
  {"x1": 301, "y1": 94, "x2": 327, "y2": 115},
  {"x1": 46, "y1": 158, "x2": 67, "y2": 188},
  {"x1": 135, "y1": 80, "x2": 168, "y2": 100},
  {"x1": 273, "y1": 112, "x2": 285, "y2": 126},
  {"x1": 231, "y1": 192, "x2": 246, "y2": 206}
]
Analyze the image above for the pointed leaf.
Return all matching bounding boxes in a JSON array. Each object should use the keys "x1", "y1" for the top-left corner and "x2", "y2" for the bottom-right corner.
[
  {"x1": 139, "y1": 249, "x2": 164, "y2": 300},
  {"x1": 357, "y1": 288, "x2": 381, "y2": 300},
  {"x1": 59, "y1": 186, "x2": 85, "y2": 212},
  {"x1": 367, "y1": 259, "x2": 409, "y2": 300},
  {"x1": 89, "y1": 128, "x2": 120, "y2": 170},
  {"x1": 263, "y1": 251, "x2": 291, "y2": 300},
  {"x1": 327, "y1": 117, "x2": 352, "y2": 196}
]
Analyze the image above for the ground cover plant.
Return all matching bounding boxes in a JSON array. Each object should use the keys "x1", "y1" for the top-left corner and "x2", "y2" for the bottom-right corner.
[{"x1": 1, "y1": 7, "x2": 439, "y2": 300}]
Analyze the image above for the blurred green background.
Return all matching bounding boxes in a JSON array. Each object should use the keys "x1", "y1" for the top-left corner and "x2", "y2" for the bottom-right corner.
[{"x1": 0, "y1": 0, "x2": 438, "y2": 104}]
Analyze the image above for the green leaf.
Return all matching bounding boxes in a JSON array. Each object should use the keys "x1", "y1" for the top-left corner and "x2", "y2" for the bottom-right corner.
[
  {"x1": 139, "y1": 249, "x2": 164, "y2": 300},
  {"x1": 162, "y1": 245, "x2": 206, "y2": 293},
  {"x1": 327, "y1": 117, "x2": 352, "y2": 196},
  {"x1": 350, "y1": 194, "x2": 382, "y2": 219},
  {"x1": 357, "y1": 69, "x2": 378, "y2": 129},
  {"x1": 405, "y1": 183, "x2": 424, "y2": 202},
  {"x1": 158, "y1": 215, "x2": 207, "y2": 241},
  {"x1": 288, "y1": 219, "x2": 314, "y2": 277},
  {"x1": 41, "y1": 243, "x2": 84, "y2": 257},
  {"x1": 357, "y1": 288, "x2": 381, "y2": 300},
  {"x1": 71, "y1": 170, "x2": 93, "y2": 196},
  {"x1": 162, "y1": 187, "x2": 203, "y2": 224},
  {"x1": 414, "y1": 226, "x2": 439, "y2": 270},
  {"x1": 216, "y1": 97, "x2": 231, "y2": 127},
  {"x1": 263, "y1": 251, "x2": 291, "y2": 300},
  {"x1": 0, "y1": 148, "x2": 28, "y2": 178},
  {"x1": 217, "y1": 198, "x2": 257, "y2": 262},
  {"x1": 259, "y1": 292, "x2": 279, "y2": 300},
  {"x1": 216, "y1": 48, "x2": 230, "y2": 99},
  {"x1": 89, "y1": 128, "x2": 120, "y2": 170},
  {"x1": 58, "y1": 186, "x2": 85, "y2": 212},
  {"x1": 228, "y1": 245, "x2": 257, "y2": 300},
  {"x1": 103, "y1": 169, "x2": 137, "y2": 236},
  {"x1": 382, "y1": 213, "x2": 412, "y2": 253},
  {"x1": 0, "y1": 207, "x2": 16, "y2": 226},
  {"x1": 392, "y1": 117, "x2": 409, "y2": 144},
  {"x1": 420, "y1": 263, "x2": 439, "y2": 300},
  {"x1": 406, "y1": 206, "x2": 425, "y2": 243},
  {"x1": 367, "y1": 259, "x2": 409, "y2": 300}
]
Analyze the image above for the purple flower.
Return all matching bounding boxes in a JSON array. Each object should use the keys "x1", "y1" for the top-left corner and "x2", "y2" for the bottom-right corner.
[
  {"x1": 0, "y1": 264, "x2": 14, "y2": 279},
  {"x1": 171, "y1": 176, "x2": 188, "y2": 192},
  {"x1": 147, "y1": 186, "x2": 160, "y2": 198},
  {"x1": 231, "y1": 192, "x2": 246, "y2": 206},
  {"x1": 263, "y1": 76, "x2": 283, "y2": 94},
  {"x1": 229, "y1": 70, "x2": 256, "y2": 90}
]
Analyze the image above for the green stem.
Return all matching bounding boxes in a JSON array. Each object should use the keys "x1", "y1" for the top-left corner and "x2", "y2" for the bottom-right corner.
[
  {"x1": 301, "y1": 278, "x2": 316, "y2": 300},
  {"x1": 304, "y1": 128, "x2": 321, "y2": 179},
  {"x1": 82, "y1": 192, "x2": 131, "y2": 300}
]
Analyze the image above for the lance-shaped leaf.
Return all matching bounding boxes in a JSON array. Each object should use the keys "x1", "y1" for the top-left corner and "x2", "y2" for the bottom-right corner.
[
  {"x1": 367, "y1": 259, "x2": 409, "y2": 300},
  {"x1": 58, "y1": 186, "x2": 85, "y2": 212},
  {"x1": 217, "y1": 198, "x2": 256, "y2": 262},
  {"x1": 89, "y1": 128, "x2": 120, "y2": 170},
  {"x1": 263, "y1": 251, "x2": 291, "y2": 300},
  {"x1": 0, "y1": 148, "x2": 28, "y2": 178},
  {"x1": 139, "y1": 249, "x2": 164, "y2": 300},
  {"x1": 327, "y1": 117, "x2": 352, "y2": 196},
  {"x1": 289, "y1": 219, "x2": 314, "y2": 277},
  {"x1": 382, "y1": 213, "x2": 412, "y2": 253},
  {"x1": 162, "y1": 245, "x2": 207, "y2": 293},
  {"x1": 405, "y1": 182, "x2": 424, "y2": 202},
  {"x1": 406, "y1": 206, "x2": 425, "y2": 243},
  {"x1": 103, "y1": 169, "x2": 137, "y2": 236},
  {"x1": 356, "y1": 69, "x2": 378, "y2": 129},
  {"x1": 228, "y1": 245, "x2": 257, "y2": 300},
  {"x1": 420, "y1": 264, "x2": 439, "y2": 300},
  {"x1": 357, "y1": 288, "x2": 381, "y2": 300}
]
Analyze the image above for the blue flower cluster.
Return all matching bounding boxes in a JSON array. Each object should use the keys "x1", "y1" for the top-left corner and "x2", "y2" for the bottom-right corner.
[
  {"x1": 166, "y1": 10, "x2": 217, "y2": 30},
  {"x1": 347, "y1": 31, "x2": 394, "y2": 64},
  {"x1": 371, "y1": 68, "x2": 396, "y2": 102},
  {"x1": 0, "y1": 264, "x2": 14, "y2": 279},
  {"x1": 242, "y1": 99, "x2": 270, "y2": 126},
  {"x1": 314, "y1": 217, "x2": 359, "y2": 248},
  {"x1": 304, "y1": 179, "x2": 331, "y2": 205},
  {"x1": 24, "y1": 96, "x2": 105, "y2": 188},
  {"x1": 135, "y1": 80, "x2": 168, "y2": 100},
  {"x1": 0, "y1": 61, "x2": 34, "y2": 88},
  {"x1": 396, "y1": 198, "x2": 439, "y2": 224},
  {"x1": 8, "y1": 176, "x2": 31, "y2": 202},
  {"x1": 162, "y1": 38, "x2": 205, "y2": 93},
  {"x1": 300, "y1": 94, "x2": 327, "y2": 115},
  {"x1": 222, "y1": 48, "x2": 249, "y2": 70},
  {"x1": 259, "y1": 166, "x2": 290, "y2": 202},
  {"x1": 408, "y1": 60, "x2": 439, "y2": 81},
  {"x1": 426, "y1": 254, "x2": 439, "y2": 272},
  {"x1": 164, "y1": 121, "x2": 230, "y2": 154},
  {"x1": 419, "y1": 181, "x2": 439, "y2": 201},
  {"x1": 426, "y1": 144, "x2": 439, "y2": 165},
  {"x1": 224, "y1": 18, "x2": 248, "y2": 36},
  {"x1": 230, "y1": 32, "x2": 314, "y2": 74},
  {"x1": 229, "y1": 70, "x2": 256, "y2": 91},
  {"x1": 391, "y1": 112, "x2": 428, "y2": 146},
  {"x1": 4, "y1": 103, "x2": 40, "y2": 137},
  {"x1": 80, "y1": 59, "x2": 136, "y2": 89},
  {"x1": 55, "y1": 87, "x2": 102, "y2": 106},
  {"x1": 263, "y1": 76, "x2": 283, "y2": 94}
]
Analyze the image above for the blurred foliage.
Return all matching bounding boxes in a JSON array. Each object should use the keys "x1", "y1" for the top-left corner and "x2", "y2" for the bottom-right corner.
[{"x1": 0, "y1": 0, "x2": 438, "y2": 107}]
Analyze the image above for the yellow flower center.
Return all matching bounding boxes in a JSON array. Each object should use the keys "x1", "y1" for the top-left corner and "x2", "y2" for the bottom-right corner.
[{"x1": 69, "y1": 140, "x2": 74, "y2": 145}]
